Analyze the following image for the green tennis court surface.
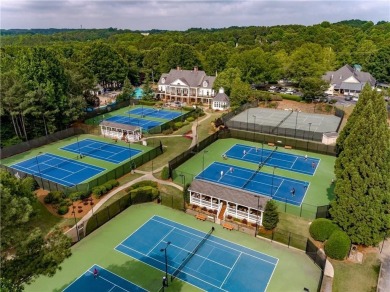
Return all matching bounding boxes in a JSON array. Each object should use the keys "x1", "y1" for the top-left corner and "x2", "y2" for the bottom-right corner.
[
  {"x1": 116, "y1": 216, "x2": 277, "y2": 291},
  {"x1": 64, "y1": 265, "x2": 147, "y2": 292}
]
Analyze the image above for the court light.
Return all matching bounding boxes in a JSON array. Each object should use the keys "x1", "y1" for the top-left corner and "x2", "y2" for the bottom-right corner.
[{"x1": 160, "y1": 241, "x2": 171, "y2": 286}]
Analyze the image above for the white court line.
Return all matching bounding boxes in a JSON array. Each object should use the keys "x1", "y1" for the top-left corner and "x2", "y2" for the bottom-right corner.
[
  {"x1": 146, "y1": 228, "x2": 176, "y2": 256},
  {"x1": 219, "y1": 252, "x2": 242, "y2": 289}
]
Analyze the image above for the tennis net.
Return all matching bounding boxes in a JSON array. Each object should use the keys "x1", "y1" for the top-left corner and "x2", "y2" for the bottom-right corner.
[
  {"x1": 171, "y1": 227, "x2": 214, "y2": 281},
  {"x1": 259, "y1": 148, "x2": 277, "y2": 169},
  {"x1": 39, "y1": 159, "x2": 70, "y2": 174},
  {"x1": 81, "y1": 143, "x2": 110, "y2": 157},
  {"x1": 242, "y1": 169, "x2": 259, "y2": 189}
]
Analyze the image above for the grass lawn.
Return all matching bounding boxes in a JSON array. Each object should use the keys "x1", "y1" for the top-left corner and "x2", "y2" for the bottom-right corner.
[
  {"x1": 26, "y1": 203, "x2": 322, "y2": 292},
  {"x1": 331, "y1": 253, "x2": 380, "y2": 292},
  {"x1": 27, "y1": 199, "x2": 64, "y2": 235}
]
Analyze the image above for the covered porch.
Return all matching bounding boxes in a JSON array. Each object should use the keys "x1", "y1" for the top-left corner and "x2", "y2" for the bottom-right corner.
[
  {"x1": 188, "y1": 180, "x2": 269, "y2": 226},
  {"x1": 99, "y1": 121, "x2": 142, "y2": 142}
]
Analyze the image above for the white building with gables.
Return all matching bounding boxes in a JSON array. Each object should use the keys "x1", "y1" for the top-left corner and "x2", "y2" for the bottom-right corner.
[
  {"x1": 322, "y1": 64, "x2": 376, "y2": 96},
  {"x1": 157, "y1": 67, "x2": 216, "y2": 106}
]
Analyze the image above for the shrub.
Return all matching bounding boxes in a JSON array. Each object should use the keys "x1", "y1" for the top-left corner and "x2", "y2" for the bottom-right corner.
[
  {"x1": 186, "y1": 117, "x2": 194, "y2": 122},
  {"x1": 44, "y1": 191, "x2": 64, "y2": 204},
  {"x1": 309, "y1": 218, "x2": 339, "y2": 242},
  {"x1": 281, "y1": 94, "x2": 302, "y2": 102},
  {"x1": 128, "y1": 180, "x2": 158, "y2": 191},
  {"x1": 92, "y1": 186, "x2": 105, "y2": 198},
  {"x1": 161, "y1": 167, "x2": 170, "y2": 180},
  {"x1": 174, "y1": 122, "x2": 183, "y2": 130},
  {"x1": 324, "y1": 230, "x2": 351, "y2": 260},
  {"x1": 241, "y1": 218, "x2": 248, "y2": 225},
  {"x1": 57, "y1": 205, "x2": 69, "y2": 215},
  {"x1": 162, "y1": 128, "x2": 173, "y2": 135},
  {"x1": 227, "y1": 215, "x2": 232, "y2": 220}
]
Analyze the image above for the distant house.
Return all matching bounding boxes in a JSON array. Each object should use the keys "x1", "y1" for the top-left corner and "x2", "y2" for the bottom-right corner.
[
  {"x1": 157, "y1": 67, "x2": 216, "y2": 105},
  {"x1": 212, "y1": 88, "x2": 230, "y2": 110},
  {"x1": 322, "y1": 64, "x2": 376, "y2": 96}
]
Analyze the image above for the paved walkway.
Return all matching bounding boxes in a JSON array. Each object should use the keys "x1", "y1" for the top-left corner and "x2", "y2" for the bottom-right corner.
[{"x1": 377, "y1": 239, "x2": 390, "y2": 292}]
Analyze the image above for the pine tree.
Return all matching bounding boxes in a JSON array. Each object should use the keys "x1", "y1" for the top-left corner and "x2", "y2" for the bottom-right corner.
[
  {"x1": 121, "y1": 77, "x2": 134, "y2": 101},
  {"x1": 330, "y1": 94, "x2": 390, "y2": 246},
  {"x1": 262, "y1": 200, "x2": 279, "y2": 230},
  {"x1": 335, "y1": 84, "x2": 373, "y2": 155}
]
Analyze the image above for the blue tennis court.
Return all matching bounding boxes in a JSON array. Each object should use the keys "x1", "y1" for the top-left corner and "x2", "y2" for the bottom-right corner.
[
  {"x1": 127, "y1": 107, "x2": 182, "y2": 120},
  {"x1": 10, "y1": 153, "x2": 105, "y2": 187},
  {"x1": 61, "y1": 138, "x2": 141, "y2": 164},
  {"x1": 225, "y1": 144, "x2": 320, "y2": 175},
  {"x1": 197, "y1": 162, "x2": 309, "y2": 206},
  {"x1": 116, "y1": 216, "x2": 277, "y2": 292},
  {"x1": 106, "y1": 115, "x2": 162, "y2": 131},
  {"x1": 64, "y1": 264, "x2": 147, "y2": 292}
]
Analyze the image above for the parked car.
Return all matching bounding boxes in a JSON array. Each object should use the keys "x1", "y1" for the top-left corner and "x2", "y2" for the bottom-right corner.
[{"x1": 345, "y1": 96, "x2": 353, "y2": 101}]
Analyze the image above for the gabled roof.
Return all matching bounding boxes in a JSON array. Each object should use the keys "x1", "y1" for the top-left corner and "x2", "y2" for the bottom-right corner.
[
  {"x1": 213, "y1": 92, "x2": 230, "y2": 102},
  {"x1": 188, "y1": 179, "x2": 270, "y2": 211},
  {"x1": 322, "y1": 64, "x2": 376, "y2": 88},
  {"x1": 158, "y1": 68, "x2": 215, "y2": 88},
  {"x1": 99, "y1": 121, "x2": 140, "y2": 131}
]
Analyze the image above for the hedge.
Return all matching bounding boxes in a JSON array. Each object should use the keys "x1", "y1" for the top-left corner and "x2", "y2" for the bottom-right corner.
[
  {"x1": 324, "y1": 230, "x2": 351, "y2": 260},
  {"x1": 161, "y1": 167, "x2": 170, "y2": 180},
  {"x1": 281, "y1": 94, "x2": 302, "y2": 102},
  {"x1": 126, "y1": 180, "x2": 158, "y2": 192},
  {"x1": 92, "y1": 179, "x2": 120, "y2": 198},
  {"x1": 309, "y1": 218, "x2": 340, "y2": 242},
  {"x1": 129, "y1": 186, "x2": 159, "y2": 204}
]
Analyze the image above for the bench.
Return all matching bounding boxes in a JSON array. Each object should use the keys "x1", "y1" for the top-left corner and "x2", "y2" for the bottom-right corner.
[
  {"x1": 284, "y1": 145, "x2": 292, "y2": 149},
  {"x1": 223, "y1": 223, "x2": 234, "y2": 231},
  {"x1": 268, "y1": 143, "x2": 275, "y2": 146},
  {"x1": 196, "y1": 214, "x2": 207, "y2": 221}
]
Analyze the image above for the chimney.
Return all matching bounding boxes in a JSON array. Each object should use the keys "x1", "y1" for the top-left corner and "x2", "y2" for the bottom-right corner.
[
  {"x1": 219, "y1": 87, "x2": 224, "y2": 94},
  {"x1": 177, "y1": 66, "x2": 181, "y2": 71},
  {"x1": 194, "y1": 66, "x2": 198, "y2": 72}
]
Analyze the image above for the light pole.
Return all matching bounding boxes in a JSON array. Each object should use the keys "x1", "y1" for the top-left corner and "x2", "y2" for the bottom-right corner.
[
  {"x1": 294, "y1": 109, "x2": 299, "y2": 138},
  {"x1": 160, "y1": 241, "x2": 171, "y2": 286},
  {"x1": 307, "y1": 122, "x2": 312, "y2": 151},
  {"x1": 76, "y1": 135, "x2": 82, "y2": 158},
  {"x1": 179, "y1": 174, "x2": 186, "y2": 211},
  {"x1": 252, "y1": 115, "x2": 256, "y2": 142},
  {"x1": 271, "y1": 167, "x2": 276, "y2": 197},
  {"x1": 35, "y1": 152, "x2": 43, "y2": 187},
  {"x1": 72, "y1": 205, "x2": 80, "y2": 241},
  {"x1": 202, "y1": 150, "x2": 208, "y2": 178}
]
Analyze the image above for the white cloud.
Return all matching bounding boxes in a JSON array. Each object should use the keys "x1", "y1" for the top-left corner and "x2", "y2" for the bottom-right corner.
[{"x1": 0, "y1": 0, "x2": 389, "y2": 30}]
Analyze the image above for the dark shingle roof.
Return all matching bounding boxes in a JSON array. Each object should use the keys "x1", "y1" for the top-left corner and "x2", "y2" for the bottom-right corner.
[
  {"x1": 213, "y1": 92, "x2": 230, "y2": 102},
  {"x1": 158, "y1": 69, "x2": 215, "y2": 88},
  {"x1": 322, "y1": 64, "x2": 376, "y2": 88},
  {"x1": 188, "y1": 179, "x2": 270, "y2": 211},
  {"x1": 99, "y1": 121, "x2": 140, "y2": 131}
]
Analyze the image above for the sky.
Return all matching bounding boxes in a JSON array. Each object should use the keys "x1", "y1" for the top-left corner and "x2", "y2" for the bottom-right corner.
[{"x1": 1, "y1": 0, "x2": 389, "y2": 30}]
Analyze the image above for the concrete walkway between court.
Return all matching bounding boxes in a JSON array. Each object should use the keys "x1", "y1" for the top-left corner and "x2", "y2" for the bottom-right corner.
[{"x1": 377, "y1": 239, "x2": 390, "y2": 292}]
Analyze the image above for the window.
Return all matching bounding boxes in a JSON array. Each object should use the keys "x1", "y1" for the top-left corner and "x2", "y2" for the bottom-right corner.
[{"x1": 203, "y1": 81, "x2": 208, "y2": 87}]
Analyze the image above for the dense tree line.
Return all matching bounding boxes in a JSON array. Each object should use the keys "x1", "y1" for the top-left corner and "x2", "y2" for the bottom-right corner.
[{"x1": 1, "y1": 20, "x2": 389, "y2": 145}]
